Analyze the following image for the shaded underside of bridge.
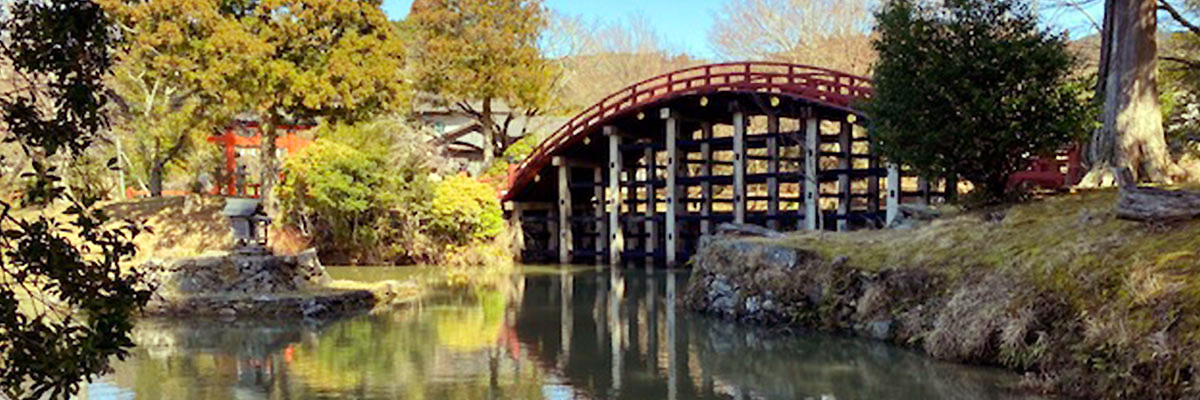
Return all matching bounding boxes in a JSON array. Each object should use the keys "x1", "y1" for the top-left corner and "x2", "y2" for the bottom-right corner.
[{"x1": 504, "y1": 62, "x2": 948, "y2": 267}]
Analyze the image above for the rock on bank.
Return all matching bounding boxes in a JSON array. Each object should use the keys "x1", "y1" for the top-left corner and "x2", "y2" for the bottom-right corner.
[
  {"x1": 142, "y1": 249, "x2": 379, "y2": 318},
  {"x1": 682, "y1": 236, "x2": 1082, "y2": 396}
]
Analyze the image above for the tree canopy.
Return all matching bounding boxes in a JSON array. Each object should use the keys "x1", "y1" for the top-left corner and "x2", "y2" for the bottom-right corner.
[
  {"x1": 870, "y1": 0, "x2": 1092, "y2": 200},
  {"x1": 102, "y1": 0, "x2": 409, "y2": 205},
  {"x1": 405, "y1": 0, "x2": 557, "y2": 170}
]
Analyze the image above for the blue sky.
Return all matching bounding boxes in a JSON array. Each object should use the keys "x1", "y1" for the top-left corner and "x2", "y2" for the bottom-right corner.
[{"x1": 381, "y1": 0, "x2": 1104, "y2": 60}]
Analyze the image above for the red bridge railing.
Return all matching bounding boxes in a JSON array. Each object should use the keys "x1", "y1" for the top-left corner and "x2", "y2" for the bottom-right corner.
[{"x1": 504, "y1": 62, "x2": 873, "y2": 201}]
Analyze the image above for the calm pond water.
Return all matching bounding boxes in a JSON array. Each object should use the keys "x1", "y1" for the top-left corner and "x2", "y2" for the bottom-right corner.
[{"x1": 79, "y1": 267, "x2": 1048, "y2": 400}]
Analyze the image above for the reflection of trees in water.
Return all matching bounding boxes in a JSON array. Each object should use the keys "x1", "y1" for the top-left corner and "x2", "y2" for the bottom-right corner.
[
  {"x1": 92, "y1": 284, "x2": 546, "y2": 400},
  {"x1": 91, "y1": 273, "x2": 1041, "y2": 400},
  {"x1": 514, "y1": 270, "x2": 1045, "y2": 400},
  {"x1": 101, "y1": 318, "x2": 316, "y2": 400}
]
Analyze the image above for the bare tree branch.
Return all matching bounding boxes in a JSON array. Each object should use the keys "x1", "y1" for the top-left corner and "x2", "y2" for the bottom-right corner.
[
  {"x1": 1050, "y1": 0, "x2": 1103, "y2": 32},
  {"x1": 1160, "y1": 55, "x2": 1200, "y2": 69},
  {"x1": 1159, "y1": 0, "x2": 1200, "y2": 37}
]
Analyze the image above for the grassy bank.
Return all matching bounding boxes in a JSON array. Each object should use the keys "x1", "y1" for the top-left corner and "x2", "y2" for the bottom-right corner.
[{"x1": 687, "y1": 189, "x2": 1200, "y2": 398}]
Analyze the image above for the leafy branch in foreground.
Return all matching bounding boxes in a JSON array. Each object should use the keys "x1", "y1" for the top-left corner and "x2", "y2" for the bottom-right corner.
[{"x1": 0, "y1": 0, "x2": 154, "y2": 398}]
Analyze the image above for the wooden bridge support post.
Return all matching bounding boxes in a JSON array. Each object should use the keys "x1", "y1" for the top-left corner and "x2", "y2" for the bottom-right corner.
[
  {"x1": 643, "y1": 145, "x2": 657, "y2": 266},
  {"x1": 837, "y1": 120, "x2": 853, "y2": 232},
  {"x1": 886, "y1": 164, "x2": 901, "y2": 226},
  {"x1": 700, "y1": 122, "x2": 714, "y2": 235},
  {"x1": 606, "y1": 127, "x2": 624, "y2": 266},
  {"x1": 594, "y1": 166, "x2": 605, "y2": 265},
  {"x1": 945, "y1": 174, "x2": 958, "y2": 203},
  {"x1": 663, "y1": 108, "x2": 679, "y2": 267},
  {"x1": 548, "y1": 197, "x2": 558, "y2": 260},
  {"x1": 918, "y1": 177, "x2": 931, "y2": 206},
  {"x1": 625, "y1": 168, "x2": 638, "y2": 254},
  {"x1": 767, "y1": 114, "x2": 781, "y2": 230},
  {"x1": 733, "y1": 111, "x2": 747, "y2": 225},
  {"x1": 509, "y1": 202, "x2": 525, "y2": 257},
  {"x1": 867, "y1": 126, "x2": 881, "y2": 217},
  {"x1": 554, "y1": 157, "x2": 573, "y2": 264},
  {"x1": 804, "y1": 117, "x2": 820, "y2": 231}
]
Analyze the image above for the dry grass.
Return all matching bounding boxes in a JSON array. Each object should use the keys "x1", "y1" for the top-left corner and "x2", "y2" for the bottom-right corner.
[
  {"x1": 17, "y1": 195, "x2": 320, "y2": 263},
  {"x1": 772, "y1": 189, "x2": 1200, "y2": 304},
  {"x1": 100, "y1": 196, "x2": 232, "y2": 262}
]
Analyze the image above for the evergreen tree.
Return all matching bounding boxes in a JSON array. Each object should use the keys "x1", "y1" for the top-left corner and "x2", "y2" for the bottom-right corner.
[
  {"x1": 870, "y1": 0, "x2": 1092, "y2": 200},
  {"x1": 405, "y1": 0, "x2": 557, "y2": 171}
]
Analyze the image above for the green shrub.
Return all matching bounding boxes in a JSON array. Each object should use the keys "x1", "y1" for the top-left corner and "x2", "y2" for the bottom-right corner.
[
  {"x1": 427, "y1": 174, "x2": 504, "y2": 246},
  {"x1": 278, "y1": 139, "x2": 427, "y2": 263},
  {"x1": 483, "y1": 133, "x2": 541, "y2": 178},
  {"x1": 869, "y1": 0, "x2": 1092, "y2": 201},
  {"x1": 279, "y1": 122, "x2": 510, "y2": 266}
]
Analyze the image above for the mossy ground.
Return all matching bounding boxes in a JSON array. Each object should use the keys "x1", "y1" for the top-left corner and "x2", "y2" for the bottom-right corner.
[
  {"x1": 772, "y1": 189, "x2": 1200, "y2": 311},
  {"x1": 707, "y1": 189, "x2": 1200, "y2": 398}
]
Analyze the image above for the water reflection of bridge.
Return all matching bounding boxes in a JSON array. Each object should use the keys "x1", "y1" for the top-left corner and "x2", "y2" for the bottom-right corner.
[
  {"x1": 84, "y1": 272, "x2": 1033, "y2": 399},
  {"x1": 515, "y1": 271, "x2": 1034, "y2": 400},
  {"x1": 504, "y1": 62, "x2": 951, "y2": 267}
]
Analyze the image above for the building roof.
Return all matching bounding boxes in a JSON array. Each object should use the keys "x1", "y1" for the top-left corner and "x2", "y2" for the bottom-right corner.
[{"x1": 221, "y1": 198, "x2": 267, "y2": 218}]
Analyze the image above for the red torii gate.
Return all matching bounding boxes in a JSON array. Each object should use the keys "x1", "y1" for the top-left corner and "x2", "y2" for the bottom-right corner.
[{"x1": 207, "y1": 122, "x2": 313, "y2": 197}]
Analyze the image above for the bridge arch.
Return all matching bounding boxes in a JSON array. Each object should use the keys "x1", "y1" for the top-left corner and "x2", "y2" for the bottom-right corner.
[{"x1": 505, "y1": 62, "x2": 939, "y2": 266}]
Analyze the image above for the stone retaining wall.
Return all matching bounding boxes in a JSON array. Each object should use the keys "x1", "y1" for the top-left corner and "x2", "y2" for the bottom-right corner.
[
  {"x1": 143, "y1": 248, "x2": 330, "y2": 295},
  {"x1": 143, "y1": 290, "x2": 376, "y2": 319},
  {"x1": 141, "y1": 249, "x2": 375, "y2": 318}
]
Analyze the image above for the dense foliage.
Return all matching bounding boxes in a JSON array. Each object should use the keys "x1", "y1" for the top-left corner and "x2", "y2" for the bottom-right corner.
[
  {"x1": 427, "y1": 175, "x2": 505, "y2": 245},
  {"x1": 277, "y1": 122, "x2": 506, "y2": 265},
  {"x1": 405, "y1": 0, "x2": 556, "y2": 168},
  {"x1": 869, "y1": 0, "x2": 1092, "y2": 200},
  {"x1": 277, "y1": 139, "x2": 413, "y2": 262},
  {"x1": 100, "y1": 0, "x2": 409, "y2": 204},
  {"x1": 0, "y1": 0, "x2": 153, "y2": 398}
]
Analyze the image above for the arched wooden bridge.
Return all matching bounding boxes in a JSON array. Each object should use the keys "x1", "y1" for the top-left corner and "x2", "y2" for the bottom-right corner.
[{"x1": 503, "y1": 62, "x2": 948, "y2": 266}]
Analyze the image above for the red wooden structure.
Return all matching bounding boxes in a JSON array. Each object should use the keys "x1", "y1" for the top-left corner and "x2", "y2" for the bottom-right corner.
[
  {"x1": 505, "y1": 61, "x2": 1083, "y2": 200},
  {"x1": 207, "y1": 122, "x2": 313, "y2": 197},
  {"x1": 1008, "y1": 145, "x2": 1084, "y2": 191},
  {"x1": 504, "y1": 62, "x2": 872, "y2": 201}
]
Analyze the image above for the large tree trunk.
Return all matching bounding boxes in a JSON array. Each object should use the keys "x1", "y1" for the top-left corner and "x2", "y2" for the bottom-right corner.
[
  {"x1": 259, "y1": 115, "x2": 280, "y2": 213},
  {"x1": 1083, "y1": 0, "x2": 1178, "y2": 185}
]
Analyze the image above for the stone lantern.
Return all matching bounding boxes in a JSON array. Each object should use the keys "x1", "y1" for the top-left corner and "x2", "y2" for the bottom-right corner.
[{"x1": 222, "y1": 198, "x2": 271, "y2": 252}]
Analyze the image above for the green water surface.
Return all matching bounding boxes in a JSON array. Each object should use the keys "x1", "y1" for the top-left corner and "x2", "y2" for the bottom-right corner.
[{"x1": 78, "y1": 267, "x2": 1049, "y2": 400}]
